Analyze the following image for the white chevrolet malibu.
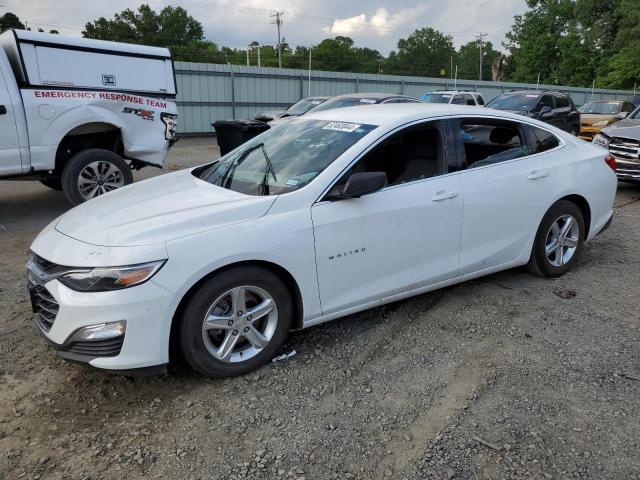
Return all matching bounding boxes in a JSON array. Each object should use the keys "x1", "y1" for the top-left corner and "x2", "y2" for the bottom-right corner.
[{"x1": 28, "y1": 104, "x2": 617, "y2": 377}]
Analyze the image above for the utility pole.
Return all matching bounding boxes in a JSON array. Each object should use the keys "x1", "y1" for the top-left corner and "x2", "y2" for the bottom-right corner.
[
  {"x1": 477, "y1": 32, "x2": 487, "y2": 81},
  {"x1": 270, "y1": 11, "x2": 285, "y2": 68}
]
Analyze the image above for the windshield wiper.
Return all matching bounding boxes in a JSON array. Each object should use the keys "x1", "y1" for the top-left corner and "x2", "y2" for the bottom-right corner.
[
  {"x1": 259, "y1": 143, "x2": 277, "y2": 182},
  {"x1": 218, "y1": 143, "x2": 264, "y2": 188}
]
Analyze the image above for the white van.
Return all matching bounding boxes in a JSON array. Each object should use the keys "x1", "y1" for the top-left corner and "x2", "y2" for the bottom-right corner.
[{"x1": 0, "y1": 30, "x2": 177, "y2": 204}]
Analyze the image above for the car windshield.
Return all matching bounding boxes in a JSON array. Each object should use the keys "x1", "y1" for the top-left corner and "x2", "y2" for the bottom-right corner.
[
  {"x1": 307, "y1": 96, "x2": 380, "y2": 113},
  {"x1": 578, "y1": 102, "x2": 620, "y2": 115},
  {"x1": 286, "y1": 98, "x2": 326, "y2": 115},
  {"x1": 425, "y1": 93, "x2": 453, "y2": 104},
  {"x1": 196, "y1": 119, "x2": 377, "y2": 196},
  {"x1": 486, "y1": 93, "x2": 539, "y2": 111}
]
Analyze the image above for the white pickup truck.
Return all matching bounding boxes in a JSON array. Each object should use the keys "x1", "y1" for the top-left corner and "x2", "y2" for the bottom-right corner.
[{"x1": 0, "y1": 30, "x2": 177, "y2": 204}]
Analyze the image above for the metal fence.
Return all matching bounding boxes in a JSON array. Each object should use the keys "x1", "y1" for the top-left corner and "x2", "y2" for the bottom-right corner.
[{"x1": 174, "y1": 61, "x2": 637, "y2": 134}]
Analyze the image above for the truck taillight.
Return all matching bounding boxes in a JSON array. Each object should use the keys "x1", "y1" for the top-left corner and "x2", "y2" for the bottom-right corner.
[{"x1": 604, "y1": 154, "x2": 617, "y2": 172}]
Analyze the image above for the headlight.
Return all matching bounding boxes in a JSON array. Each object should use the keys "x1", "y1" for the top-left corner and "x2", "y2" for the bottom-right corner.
[
  {"x1": 58, "y1": 260, "x2": 166, "y2": 292},
  {"x1": 593, "y1": 120, "x2": 610, "y2": 127},
  {"x1": 593, "y1": 133, "x2": 610, "y2": 147}
]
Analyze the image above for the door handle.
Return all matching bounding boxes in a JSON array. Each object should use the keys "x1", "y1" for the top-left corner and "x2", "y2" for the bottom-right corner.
[
  {"x1": 0, "y1": 105, "x2": 7, "y2": 115},
  {"x1": 431, "y1": 190, "x2": 459, "y2": 202},
  {"x1": 527, "y1": 170, "x2": 548, "y2": 180}
]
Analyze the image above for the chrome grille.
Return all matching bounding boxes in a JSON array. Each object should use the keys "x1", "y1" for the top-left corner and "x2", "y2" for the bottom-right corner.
[
  {"x1": 609, "y1": 137, "x2": 640, "y2": 161},
  {"x1": 29, "y1": 283, "x2": 59, "y2": 332}
]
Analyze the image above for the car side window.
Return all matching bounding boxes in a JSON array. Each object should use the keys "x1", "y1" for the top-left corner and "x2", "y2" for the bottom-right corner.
[
  {"x1": 527, "y1": 126, "x2": 560, "y2": 154},
  {"x1": 457, "y1": 118, "x2": 529, "y2": 169},
  {"x1": 327, "y1": 122, "x2": 446, "y2": 195},
  {"x1": 452, "y1": 95, "x2": 466, "y2": 105},
  {"x1": 475, "y1": 95, "x2": 485, "y2": 106},
  {"x1": 623, "y1": 102, "x2": 635, "y2": 112},
  {"x1": 538, "y1": 95, "x2": 554, "y2": 110},
  {"x1": 463, "y1": 94, "x2": 475, "y2": 106},
  {"x1": 555, "y1": 95, "x2": 569, "y2": 108}
]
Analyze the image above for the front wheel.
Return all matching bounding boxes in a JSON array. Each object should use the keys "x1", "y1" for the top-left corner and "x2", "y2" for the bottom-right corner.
[
  {"x1": 178, "y1": 266, "x2": 293, "y2": 377},
  {"x1": 61, "y1": 149, "x2": 133, "y2": 205},
  {"x1": 527, "y1": 200, "x2": 585, "y2": 277}
]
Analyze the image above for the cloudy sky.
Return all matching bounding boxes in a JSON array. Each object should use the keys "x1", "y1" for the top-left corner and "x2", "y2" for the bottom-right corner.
[{"x1": 3, "y1": 0, "x2": 528, "y2": 54}]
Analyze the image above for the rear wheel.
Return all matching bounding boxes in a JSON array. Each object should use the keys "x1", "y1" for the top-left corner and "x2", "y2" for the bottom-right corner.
[
  {"x1": 178, "y1": 266, "x2": 292, "y2": 377},
  {"x1": 61, "y1": 149, "x2": 132, "y2": 205},
  {"x1": 527, "y1": 200, "x2": 585, "y2": 277}
]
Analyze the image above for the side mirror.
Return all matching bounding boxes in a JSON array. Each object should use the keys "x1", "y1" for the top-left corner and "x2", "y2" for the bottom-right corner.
[
  {"x1": 615, "y1": 111, "x2": 629, "y2": 120},
  {"x1": 339, "y1": 172, "x2": 388, "y2": 198},
  {"x1": 539, "y1": 105, "x2": 553, "y2": 118}
]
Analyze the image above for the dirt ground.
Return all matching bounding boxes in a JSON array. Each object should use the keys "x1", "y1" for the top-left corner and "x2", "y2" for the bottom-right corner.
[{"x1": 1, "y1": 138, "x2": 639, "y2": 480}]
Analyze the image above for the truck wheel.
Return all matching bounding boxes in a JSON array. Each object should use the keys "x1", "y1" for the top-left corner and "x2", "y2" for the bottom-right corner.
[
  {"x1": 61, "y1": 149, "x2": 133, "y2": 205},
  {"x1": 40, "y1": 178, "x2": 62, "y2": 191}
]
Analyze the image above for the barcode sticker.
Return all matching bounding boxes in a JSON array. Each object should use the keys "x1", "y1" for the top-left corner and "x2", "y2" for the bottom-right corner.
[{"x1": 322, "y1": 122, "x2": 362, "y2": 132}]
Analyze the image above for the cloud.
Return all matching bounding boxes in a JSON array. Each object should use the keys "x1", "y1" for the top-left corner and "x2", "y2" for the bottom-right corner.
[{"x1": 323, "y1": 6, "x2": 426, "y2": 37}]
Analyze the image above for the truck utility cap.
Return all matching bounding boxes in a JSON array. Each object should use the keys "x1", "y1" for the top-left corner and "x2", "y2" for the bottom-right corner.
[{"x1": 0, "y1": 30, "x2": 176, "y2": 96}]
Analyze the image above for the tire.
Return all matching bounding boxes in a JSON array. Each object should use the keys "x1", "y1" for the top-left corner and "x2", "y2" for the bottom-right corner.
[
  {"x1": 178, "y1": 266, "x2": 293, "y2": 377},
  {"x1": 39, "y1": 178, "x2": 62, "y2": 191},
  {"x1": 527, "y1": 200, "x2": 585, "y2": 278},
  {"x1": 61, "y1": 149, "x2": 133, "y2": 206}
]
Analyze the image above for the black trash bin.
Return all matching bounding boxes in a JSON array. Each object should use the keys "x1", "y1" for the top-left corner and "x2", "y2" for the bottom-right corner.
[{"x1": 212, "y1": 120, "x2": 270, "y2": 156}]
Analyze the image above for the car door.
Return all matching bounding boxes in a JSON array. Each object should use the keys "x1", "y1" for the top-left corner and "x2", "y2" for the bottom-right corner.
[
  {"x1": 553, "y1": 93, "x2": 575, "y2": 133},
  {"x1": 311, "y1": 120, "x2": 463, "y2": 315},
  {"x1": 0, "y1": 64, "x2": 22, "y2": 175},
  {"x1": 453, "y1": 117, "x2": 562, "y2": 275},
  {"x1": 537, "y1": 94, "x2": 562, "y2": 129}
]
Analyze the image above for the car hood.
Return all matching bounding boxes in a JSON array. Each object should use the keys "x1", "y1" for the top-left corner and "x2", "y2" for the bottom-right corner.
[
  {"x1": 580, "y1": 113, "x2": 616, "y2": 126},
  {"x1": 601, "y1": 119, "x2": 640, "y2": 140},
  {"x1": 54, "y1": 169, "x2": 277, "y2": 247}
]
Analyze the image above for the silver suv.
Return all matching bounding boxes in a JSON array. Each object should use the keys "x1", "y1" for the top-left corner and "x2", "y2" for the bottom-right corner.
[{"x1": 421, "y1": 90, "x2": 485, "y2": 106}]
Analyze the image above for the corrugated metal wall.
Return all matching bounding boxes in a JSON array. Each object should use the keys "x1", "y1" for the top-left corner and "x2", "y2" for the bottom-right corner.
[{"x1": 175, "y1": 61, "x2": 637, "y2": 134}]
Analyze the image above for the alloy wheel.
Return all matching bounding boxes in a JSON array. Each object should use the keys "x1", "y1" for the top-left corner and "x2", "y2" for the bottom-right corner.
[
  {"x1": 77, "y1": 161, "x2": 125, "y2": 200},
  {"x1": 201, "y1": 286, "x2": 278, "y2": 363},
  {"x1": 545, "y1": 214, "x2": 580, "y2": 267}
]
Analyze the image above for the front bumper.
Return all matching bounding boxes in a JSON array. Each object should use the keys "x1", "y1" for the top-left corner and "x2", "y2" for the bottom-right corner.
[
  {"x1": 614, "y1": 158, "x2": 640, "y2": 182},
  {"x1": 28, "y1": 270, "x2": 175, "y2": 371}
]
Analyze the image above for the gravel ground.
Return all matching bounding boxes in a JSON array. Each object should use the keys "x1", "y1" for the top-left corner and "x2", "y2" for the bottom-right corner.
[{"x1": 1, "y1": 138, "x2": 639, "y2": 480}]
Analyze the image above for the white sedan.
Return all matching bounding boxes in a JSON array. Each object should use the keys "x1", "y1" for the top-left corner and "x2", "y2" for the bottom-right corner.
[{"x1": 28, "y1": 104, "x2": 617, "y2": 377}]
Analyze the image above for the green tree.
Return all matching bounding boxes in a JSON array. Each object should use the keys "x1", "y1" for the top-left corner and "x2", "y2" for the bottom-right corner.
[
  {"x1": 456, "y1": 40, "x2": 500, "y2": 80},
  {"x1": 386, "y1": 28, "x2": 456, "y2": 77},
  {"x1": 504, "y1": 0, "x2": 576, "y2": 84},
  {"x1": 83, "y1": 4, "x2": 219, "y2": 62},
  {"x1": 599, "y1": 0, "x2": 640, "y2": 88},
  {"x1": 0, "y1": 12, "x2": 25, "y2": 32}
]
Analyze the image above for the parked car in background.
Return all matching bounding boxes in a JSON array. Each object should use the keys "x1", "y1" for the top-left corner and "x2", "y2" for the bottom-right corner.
[
  {"x1": 629, "y1": 94, "x2": 640, "y2": 108},
  {"x1": 28, "y1": 104, "x2": 616, "y2": 377},
  {"x1": 594, "y1": 105, "x2": 640, "y2": 183},
  {"x1": 303, "y1": 92, "x2": 422, "y2": 113},
  {"x1": 421, "y1": 90, "x2": 485, "y2": 106},
  {"x1": 253, "y1": 96, "x2": 329, "y2": 123},
  {"x1": 577, "y1": 100, "x2": 636, "y2": 141},
  {"x1": 267, "y1": 93, "x2": 422, "y2": 127},
  {"x1": 485, "y1": 90, "x2": 580, "y2": 135},
  {"x1": 0, "y1": 30, "x2": 177, "y2": 204}
]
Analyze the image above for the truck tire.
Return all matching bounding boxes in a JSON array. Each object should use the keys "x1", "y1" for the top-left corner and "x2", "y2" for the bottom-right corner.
[
  {"x1": 40, "y1": 178, "x2": 62, "y2": 191},
  {"x1": 61, "y1": 149, "x2": 133, "y2": 205}
]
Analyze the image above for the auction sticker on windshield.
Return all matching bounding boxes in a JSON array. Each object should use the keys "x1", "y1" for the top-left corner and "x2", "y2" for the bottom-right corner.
[{"x1": 322, "y1": 121, "x2": 362, "y2": 132}]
